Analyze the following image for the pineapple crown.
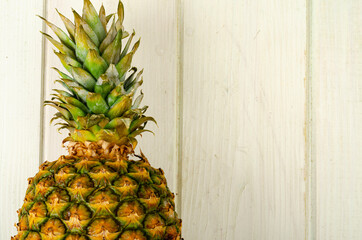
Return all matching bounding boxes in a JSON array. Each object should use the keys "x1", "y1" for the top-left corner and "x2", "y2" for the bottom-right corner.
[{"x1": 41, "y1": 0, "x2": 156, "y2": 148}]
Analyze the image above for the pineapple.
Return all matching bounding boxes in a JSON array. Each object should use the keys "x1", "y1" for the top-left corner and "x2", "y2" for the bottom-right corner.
[{"x1": 12, "y1": 1, "x2": 182, "y2": 239}]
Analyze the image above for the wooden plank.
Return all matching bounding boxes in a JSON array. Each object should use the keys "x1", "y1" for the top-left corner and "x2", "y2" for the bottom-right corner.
[
  {"x1": 311, "y1": 1, "x2": 362, "y2": 239},
  {"x1": 0, "y1": 1, "x2": 45, "y2": 239},
  {"x1": 42, "y1": 0, "x2": 178, "y2": 190},
  {"x1": 181, "y1": 0, "x2": 307, "y2": 239},
  {"x1": 42, "y1": 1, "x2": 82, "y2": 166}
]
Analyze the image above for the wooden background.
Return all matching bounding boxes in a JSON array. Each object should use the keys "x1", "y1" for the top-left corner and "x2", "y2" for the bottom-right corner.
[{"x1": 1, "y1": 0, "x2": 361, "y2": 239}]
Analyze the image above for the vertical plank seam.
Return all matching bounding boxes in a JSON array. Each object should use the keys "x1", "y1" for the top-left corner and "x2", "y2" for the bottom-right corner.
[
  {"x1": 176, "y1": 0, "x2": 184, "y2": 216},
  {"x1": 39, "y1": 0, "x2": 48, "y2": 166},
  {"x1": 305, "y1": 0, "x2": 316, "y2": 239}
]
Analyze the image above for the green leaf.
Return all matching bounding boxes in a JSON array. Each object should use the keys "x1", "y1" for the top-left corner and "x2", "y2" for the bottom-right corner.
[
  {"x1": 102, "y1": 30, "x2": 122, "y2": 64},
  {"x1": 99, "y1": 5, "x2": 107, "y2": 31},
  {"x1": 52, "y1": 67, "x2": 73, "y2": 80},
  {"x1": 123, "y1": 67, "x2": 137, "y2": 89},
  {"x1": 60, "y1": 103, "x2": 86, "y2": 121},
  {"x1": 54, "y1": 80, "x2": 73, "y2": 94},
  {"x1": 116, "y1": 52, "x2": 134, "y2": 79},
  {"x1": 83, "y1": 0, "x2": 106, "y2": 41},
  {"x1": 72, "y1": 87, "x2": 89, "y2": 103},
  {"x1": 107, "y1": 83, "x2": 125, "y2": 107},
  {"x1": 132, "y1": 91, "x2": 144, "y2": 109},
  {"x1": 120, "y1": 30, "x2": 135, "y2": 60},
  {"x1": 115, "y1": 1, "x2": 124, "y2": 31},
  {"x1": 129, "y1": 116, "x2": 157, "y2": 132},
  {"x1": 106, "y1": 95, "x2": 132, "y2": 119},
  {"x1": 117, "y1": 1, "x2": 125, "y2": 26},
  {"x1": 77, "y1": 114, "x2": 106, "y2": 129},
  {"x1": 74, "y1": 23, "x2": 98, "y2": 62},
  {"x1": 122, "y1": 31, "x2": 130, "y2": 39},
  {"x1": 41, "y1": 32, "x2": 75, "y2": 58},
  {"x1": 56, "y1": 9, "x2": 75, "y2": 40},
  {"x1": 58, "y1": 78, "x2": 81, "y2": 89},
  {"x1": 105, "y1": 118, "x2": 130, "y2": 137},
  {"x1": 106, "y1": 14, "x2": 114, "y2": 24},
  {"x1": 105, "y1": 117, "x2": 131, "y2": 129},
  {"x1": 55, "y1": 123, "x2": 73, "y2": 132},
  {"x1": 53, "y1": 89, "x2": 74, "y2": 98},
  {"x1": 71, "y1": 129, "x2": 97, "y2": 142},
  {"x1": 104, "y1": 64, "x2": 120, "y2": 86},
  {"x1": 96, "y1": 129, "x2": 121, "y2": 143},
  {"x1": 128, "y1": 129, "x2": 154, "y2": 138},
  {"x1": 73, "y1": 10, "x2": 100, "y2": 47},
  {"x1": 124, "y1": 68, "x2": 143, "y2": 91},
  {"x1": 55, "y1": 79, "x2": 80, "y2": 96},
  {"x1": 50, "y1": 112, "x2": 63, "y2": 124},
  {"x1": 57, "y1": 78, "x2": 89, "y2": 102},
  {"x1": 124, "y1": 105, "x2": 148, "y2": 118},
  {"x1": 45, "y1": 102, "x2": 71, "y2": 120},
  {"x1": 84, "y1": 49, "x2": 109, "y2": 79},
  {"x1": 38, "y1": 15, "x2": 75, "y2": 50},
  {"x1": 71, "y1": 67, "x2": 96, "y2": 91},
  {"x1": 89, "y1": 124, "x2": 101, "y2": 134},
  {"x1": 94, "y1": 74, "x2": 114, "y2": 99},
  {"x1": 99, "y1": 19, "x2": 117, "y2": 53},
  {"x1": 86, "y1": 92, "x2": 109, "y2": 114},
  {"x1": 126, "y1": 77, "x2": 143, "y2": 94},
  {"x1": 51, "y1": 94, "x2": 63, "y2": 102},
  {"x1": 131, "y1": 38, "x2": 140, "y2": 54},
  {"x1": 58, "y1": 95, "x2": 89, "y2": 113},
  {"x1": 54, "y1": 51, "x2": 82, "y2": 73},
  {"x1": 60, "y1": 119, "x2": 78, "y2": 129}
]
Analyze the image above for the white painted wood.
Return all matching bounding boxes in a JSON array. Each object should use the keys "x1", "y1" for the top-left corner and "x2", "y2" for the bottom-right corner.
[
  {"x1": 0, "y1": 1, "x2": 45, "y2": 239},
  {"x1": 4, "y1": 1, "x2": 362, "y2": 239},
  {"x1": 311, "y1": 1, "x2": 362, "y2": 239},
  {"x1": 181, "y1": 1, "x2": 307, "y2": 239},
  {"x1": 42, "y1": 0, "x2": 178, "y2": 190}
]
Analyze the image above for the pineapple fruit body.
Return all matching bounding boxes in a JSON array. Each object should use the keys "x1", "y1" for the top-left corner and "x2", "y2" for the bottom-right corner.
[
  {"x1": 12, "y1": 0, "x2": 182, "y2": 239},
  {"x1": 13, "y1": 142, "x2": 181, "y2": 240}
]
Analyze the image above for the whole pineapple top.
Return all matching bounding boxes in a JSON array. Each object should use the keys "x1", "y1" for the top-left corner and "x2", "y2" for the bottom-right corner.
[{"x1": 43, "y1": 0, "x2": 155, "y2": 148}]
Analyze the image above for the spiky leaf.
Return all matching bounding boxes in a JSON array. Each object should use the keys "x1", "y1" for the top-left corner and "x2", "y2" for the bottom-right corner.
[
  {"x1": 83, "y1": 0, "x2": 106, "y2": 41},
  {"x1": 86, "y1": 92, "x2": 109, "y2": 114}
]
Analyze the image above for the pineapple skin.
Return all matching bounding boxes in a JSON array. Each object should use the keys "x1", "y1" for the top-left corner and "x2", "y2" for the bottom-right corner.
[{"x1": 12, "y1": 143, "x2": 181, "y2": 240}]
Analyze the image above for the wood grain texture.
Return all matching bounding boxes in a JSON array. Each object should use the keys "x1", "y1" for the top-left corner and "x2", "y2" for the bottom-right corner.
[
  {"x1": 3, "y1": 0, "x2": 362, "y2": 239},
  {"x1": 311, "y1": 1, "x2": 362, "y2": 239},
  {"x1": 0, "y1": 1, "x2": 45, "y2": 239},
  {"x1": 42, "y1": 0, "x2": 178, "y2": 190},
  {"x1": 181, "y1": 0, "x2": 307, "y2": 239}
]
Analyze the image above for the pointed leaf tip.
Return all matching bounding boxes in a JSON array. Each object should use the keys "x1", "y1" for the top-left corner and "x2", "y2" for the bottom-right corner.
[
  {"x1": 74, "y1": 9, "x2": 100, "y2": 47},
  {"x1": 74, "y1": 24, "x2": 98, "y2": 62},
  {"x1": 38, "y1": 15, "x2": 75, "y2": 50},
  {"x1": 129, "y1": 116, "x2": 157, "y2": 133},
  {"x1": 102, "y1": 30, "x2": 123, "y2": 64},
  {"x1": 116, "y1": 52, "x2": 134, "y2": 79},
  {"x1": 99, "y1": 4, "x2": 107, "y2": 30},
  {"x1": 56, "y1": 9, "x2": 75, "y2": 39},
  {"x1": 84, "y1": 49, "x2": 109, "y2": 79},
  {"x1": 71, "y1": 67, "x2": 96, "y2": 91},
  {"x1": 41, "y1": 31, "x2": 75, "y2": 58},
  {"x1": 86, "y1": 92, "x2": 109, "y2": 114},
  {"x1": 118, "y1": 1, "x2": 125, "y2": 24},
  {"x1": 107, "y1": 95, "x2": 132, "y2": 119},
  {"x1": 83, "y1": 0, "x2": 106, "y2": 41},
  {"x1": 99, "y1": 19, "x2": 117, "y2": 53}
]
